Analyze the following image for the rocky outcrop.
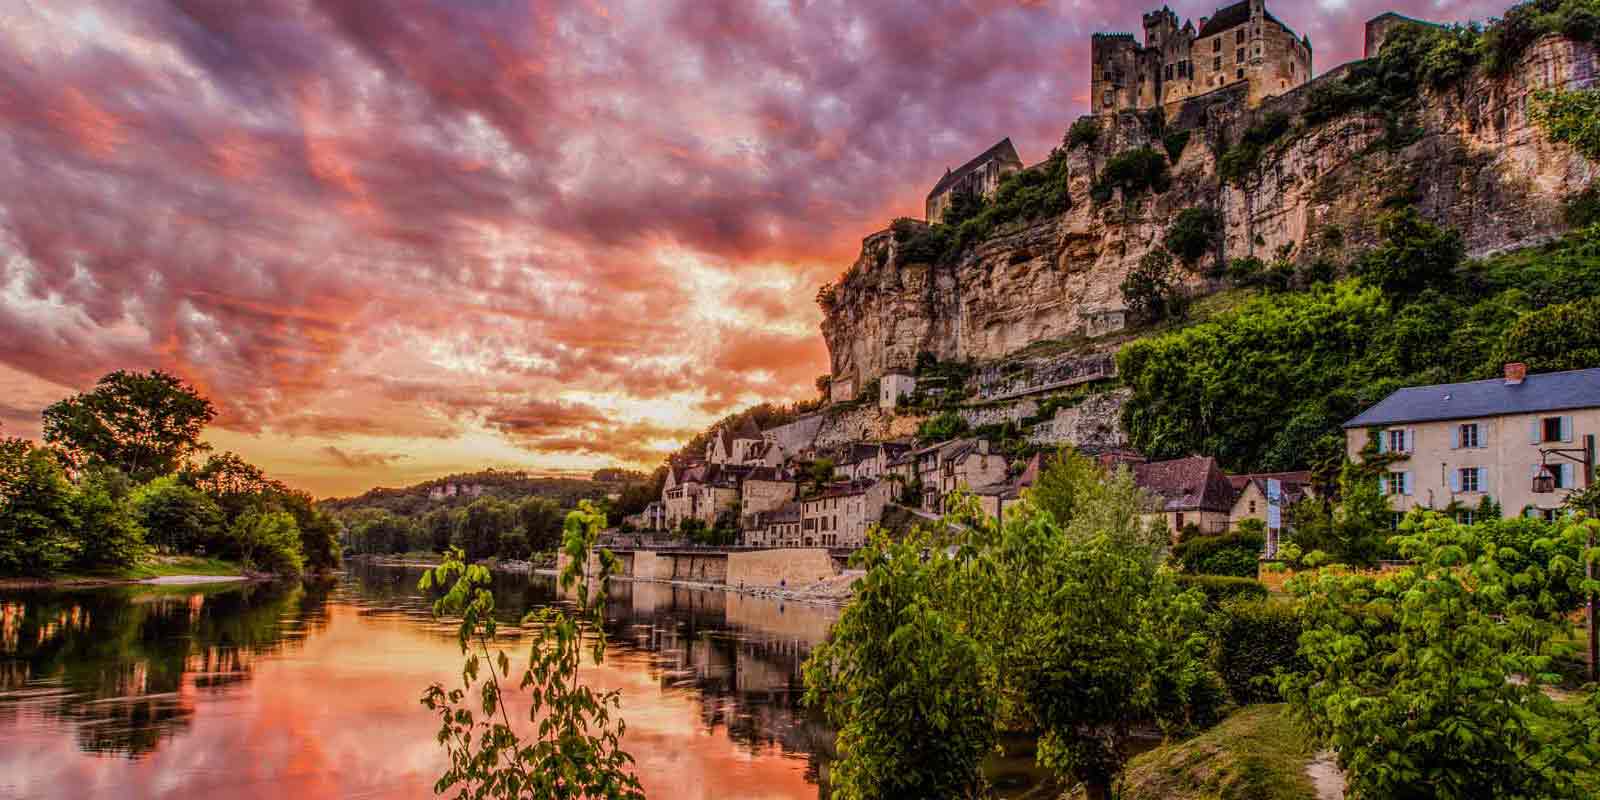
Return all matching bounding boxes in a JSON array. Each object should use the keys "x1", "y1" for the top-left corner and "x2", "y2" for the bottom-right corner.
[{"x1": 822, "y1": 35, "x2": 1598, "y2": 388}]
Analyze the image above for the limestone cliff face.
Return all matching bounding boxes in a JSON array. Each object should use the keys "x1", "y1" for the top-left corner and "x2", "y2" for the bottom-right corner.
[{"x1": 822, "y1": 35, "x2": 1598, "y2": 387}]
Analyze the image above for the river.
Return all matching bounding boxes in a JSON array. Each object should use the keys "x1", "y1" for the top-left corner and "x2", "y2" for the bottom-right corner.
[{"x1": 0, "y1": 564, "x2": 1057, "y2": 799}]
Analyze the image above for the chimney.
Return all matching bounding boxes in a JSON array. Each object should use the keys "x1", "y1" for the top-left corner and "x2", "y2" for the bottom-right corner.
[{"x1": 1505, "y1": 362, "x2": 1528, "y2": 385}]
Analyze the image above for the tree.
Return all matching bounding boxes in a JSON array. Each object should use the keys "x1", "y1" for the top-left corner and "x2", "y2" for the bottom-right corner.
[
  {"x1": 346, "y1": 509, "x2": 416, "y2": 555},
  {"x1": 453, "y1": 497, "x2": 517, "y2": 561},
  {"x1": 1286, "y1": 462, "x2": 1397, "y2": 566},
  {"x1": 229, "y1": 511, "x2": 303, "y2": 576},
  {"x1": 42, "y1": 370, "x2": 216, "y2": 482},
  {"x1": 516, "y1": 496, "x2": 565, "y2": 553},
  {"x1": 184, "y1": 451, "x2": 288, "y2": 523},
  {"x1": 803, "y1": 526, "x2": 996, "y2": 799},
  {"x1": 1497, "y1": 296, "x2": 1600, "y2": 374},
  {"x1": 130, "y1": 476, "x2": 223, "y2": 553},
  {"x1": 1356, "y1": 207, "x2": 1464, "y2": 296},
  {"x1": 277, "y1": 491, "x2": 342, "y2": 572},
  {"x1": 71, "y1": 470, "x2": 148, "y2": 570},
  {"x1": 1164, "y1": 207, "x2": 1223, "y2": 265},
  {"x1": 916, "y1": 412, "x2": 969, "y2": 443},
  {"x1": 419, "y1": 502, "x2": 643, "y2": 799},
  {"x1": 0, "y1": 442, "x2": 81, "y2": 575},
  {"x1": 421, "y1": 507, "x2": 459, "y2": 552},
  {"x1": 1532, "y1": 87, "x2": 1600, "y2": 162},
  {"x1": 1121, "y1": 247, "x2": 1184, "y2": 323},
  {"x1": 1279, "y1": 512, "x2": 1600, "y2": 799}
]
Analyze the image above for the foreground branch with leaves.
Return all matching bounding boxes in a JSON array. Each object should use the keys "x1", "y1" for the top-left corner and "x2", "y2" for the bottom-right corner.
[{"x1": 420, "y1": 501, "x2": 644, "y2": 800}]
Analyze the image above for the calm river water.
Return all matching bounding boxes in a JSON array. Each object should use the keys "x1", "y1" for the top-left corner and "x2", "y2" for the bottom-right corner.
[{"x1": 0, "y1": 564, "x2": 1055, "y2": 799}]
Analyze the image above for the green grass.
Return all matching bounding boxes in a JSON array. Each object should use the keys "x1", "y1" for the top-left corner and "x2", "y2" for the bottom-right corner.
[
  {"x1": 1114, "y1": 704, "x2": 1320, "y2": 800},
  {"x1": 46, "y1": 556, "x2": 245, "y2": 583}
]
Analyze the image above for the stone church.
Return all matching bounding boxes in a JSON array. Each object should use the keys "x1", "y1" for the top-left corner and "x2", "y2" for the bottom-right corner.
[{"x1": 1091, "y1": 1, "x2": 1313, "y2": 115}]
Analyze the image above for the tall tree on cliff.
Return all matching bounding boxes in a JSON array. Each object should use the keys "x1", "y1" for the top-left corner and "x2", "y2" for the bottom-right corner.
[{"x1": 43, "y1": 370, "x2": 216, "y2": 483}]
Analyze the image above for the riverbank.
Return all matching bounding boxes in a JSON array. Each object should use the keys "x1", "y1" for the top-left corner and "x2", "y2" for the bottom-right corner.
[
  {"x1": 534, "y1": 566, "x2": 862, "y2": 607},
  {"x1": 0, "y1": 556, "x2": 265, "y2": 590}
]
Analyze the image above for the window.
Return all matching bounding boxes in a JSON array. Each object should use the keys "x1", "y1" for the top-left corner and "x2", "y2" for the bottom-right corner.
[
  {"x1": 1383, "y1": 472, "x2": 1409, "y2": 496},
  {"x1": 1458, "y1": 468, "x2": 1480, "y2": 493},
  {"x1": 1457, "y1": 510, "x2": 1476, "y2": 525},
  {"x1": 1538, "y1": 416, "x2": 1571, "y2": 443},
  {"x1": 1237, "y1": 68, "x2": 1245, "y2": 79},
  {"x1": 1391, "y1": 512, "x2": 1405, "y2": 530},
  {"x1": 1249, "y1": 501, "x2": 1257, "y2": 514},
  {"x1": 1543, "y1": 508, "x2": 1565, "y2": 523},
  {"x1": 1213, "y1": 57, "x2": 1222, "y2": 71},
  {"x1": 1386, "y1": 429, "x2": 1411, "y2": 453},
  {"x1": 1175, "y1": 512, "x2": 1186, "y2": 529},
  {"x1": 1544, "y1": 417, "x2": 1563, "y2": 442},
  {"x1": 1458, "y1": 423, "x2": 1481, "y2": 449},
  {"x1": 1237, "y1": 48, "x2": 1245, "y2": 64},
  {"x1": 1236, "y1": 29, "x2": 1245, "y2": 44}
]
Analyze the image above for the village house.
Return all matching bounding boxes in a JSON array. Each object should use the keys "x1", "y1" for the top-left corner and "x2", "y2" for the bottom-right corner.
[
  {"x1": 834, "y1": 442, "x2": 915, "y2": 483},
  {"x1": 706, "y1": 419, "x2": 768, "y2": 466},
  {"x1": 1091, "y1": 2, "x2": 1312, "y2": 116},
  {"x1": 1133, "y1": 456, "x2": 1238, "y2": 537},
  {"x1": 880, "y1": 372, "x2": 917, "y2": 410},
  {"x1": 662, "y1": 462, "x2": 746, "y2": 529},
  {"x1": 741, "y1": 503, "x2": 802, "y2": 548},
  {"x1": 914, "y1": 438, "x2": 1010, "y2": 512},
  {"x1": 801, "y1": 481, "x2": 894, "y2": 549},
  {"x1": 740, "y1": 466, "x2": 799, "y2": 517},
  {"x1": 1227, "y1": 471, "x2": 1315, "y2": 529},
  {"x1": 925, "y1": 138, "x2": 1024, "y2": 224},
  {"x1": 623, "y1": 501, "x2": 668, "y2": 532},
  {"x1": 1344, "y1": 364, "x2": 1600, "y2": 523}
]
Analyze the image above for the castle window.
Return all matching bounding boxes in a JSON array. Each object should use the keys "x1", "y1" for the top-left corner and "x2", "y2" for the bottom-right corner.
[
  {"x1": 1213, "y1": 57, "x2": 1221, "y2": 72},
  {"x1": 1236, "y1": 48, "x2": 1244, "y2": 63},
  {"x1": 1236, "y1": 68, "x2": 1244, "y2": 79},
  {"x1": 1236, "y1": 29, "x2": 1245, "y2": 44},
  {"x1": 1214, "y1": 38, "x2": 1221, "y2": 53}
]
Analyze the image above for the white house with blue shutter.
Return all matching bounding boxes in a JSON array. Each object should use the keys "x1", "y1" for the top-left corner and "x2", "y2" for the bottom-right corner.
[{"x1": 1343, "y1": 364, "x2": 1600, "y2": 523}]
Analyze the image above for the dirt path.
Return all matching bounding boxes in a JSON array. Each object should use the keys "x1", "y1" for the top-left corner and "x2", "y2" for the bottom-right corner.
[{"x1": 1306, "y1": 750, "x2": 1346, "y2": 800}]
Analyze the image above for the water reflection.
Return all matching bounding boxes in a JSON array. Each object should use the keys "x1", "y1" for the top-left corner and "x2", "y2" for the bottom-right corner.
[{"x1": 0, "y1": 567, "x2": 1060, "y2": 799}]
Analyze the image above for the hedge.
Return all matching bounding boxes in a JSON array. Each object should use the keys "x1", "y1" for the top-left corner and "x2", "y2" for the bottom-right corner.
[
  {"x1": 1214, "y1": 599, "x2": 1306, "y2": 704},
  {"x1": 1173, "y1": 530, "x2": 1265, "y2": 578}
]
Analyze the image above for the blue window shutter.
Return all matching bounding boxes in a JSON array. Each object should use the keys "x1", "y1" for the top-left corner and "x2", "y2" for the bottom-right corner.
[
  {"x1": 1378, "y1": 475, "x2": 1387, "y2": 496},
  {"x1": 1563, "y1": 463, "x2": 1575, "y2": 488},
  {"x1": 1406, "y1": 428, "x2": 1415, "y2": 452},
  {"x1": 1403, "y1": 472, "x2": 1413, "y2": 496},
  {"x1": 1562, "y1": 416, "x2": 1574, "y2": 443},
  {"x1": 1531, "y1": 419, "x2": 1542, "y2": 444},
  {"x1": 1377, "y1": 432, "x2": 1387, "y2": 454},
  {"x1": 1478, "y1": 467, "x2": 1489, "y2": 492},
  {"x1": 1452, "y1": 426, "x2": 1460, "y2": 450},
  {"x1": 1450, "y1": 469, "x2": 1460, "y2": 492}
]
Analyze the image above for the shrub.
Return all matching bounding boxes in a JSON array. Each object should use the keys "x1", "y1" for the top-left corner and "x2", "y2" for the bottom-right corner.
[
  {"x1": 1172, "y1": 528, "x2": 1266, "y2": 577},
  {"x1": 1174, "y1": 575, "x2": 1269, "y2": 607},
  {"x1": 1496, "y1": 297, "x2": 1600, "y2": 388},
  {"x1": 0, "y1": 442, "x2": 81, "y2": 575},
  {"x1": 1532, "y1": 88, "x2": 1600, "y2": 162},
  {"x1": 1483, "y1": 0, "x2": 1600, "y2": 76},
  {"x1": 1356, "y1": 206, "x2": 1464, "y2": 295},
  {"x1": 130, "y1": 476, "x2": 223, "y2": 553},
  {"x1": 230, "y1": 511, "x2": 304, "y2": 576},
  {"x1": 1163, "y1": 130, "x2": 1191, "y2": 163},
  {"x1": 1091, "y1": 147, "x2": 1169, "y2": 203},
  {"x1": 1164, "y1": 207, "x2": 1223, "y2": 265},
  {"x1": 1214, "y1": 599, "x2": 1305, "y2": 704},
  {"x1": 1120, "y1": 247, "x2": 1184, "y2": 322},
  {"x1": 1217, "y1": 113, "x2": 1291, "y2": 186},
  {"x1": 918, "y1": 411, "x2": 969, "y2": 442},
  {"x1": 1067, "y1": 117, "x2": 1100, "y2": 150},
  {"x1": 1567, "y1": 186, "x2": 1600, "y2": 228},
  {"x1": 72, "y1": 471, "x2": 148, "y2": 571}
]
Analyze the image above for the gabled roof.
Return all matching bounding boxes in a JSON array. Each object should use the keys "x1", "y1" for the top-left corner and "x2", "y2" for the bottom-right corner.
[
  {"x1": 731, "y1": 417, "x2": 763, "y2": 442},
  {"x1": 1133, "y1": 456, "x2": 1236, "y2": 513},
  {"x1": 1227, "y1": 471, "x2": 1313, "y2": 491},
  {"x1": 927, "y1": 138, "x2": 1022, "y2": 200},
  {"x1": 1197, "y1": 2, "x2": 1291, "y2": 40},
  {"x1": 1342, "y1": 369, "x2": 1600, "y2": 429}
]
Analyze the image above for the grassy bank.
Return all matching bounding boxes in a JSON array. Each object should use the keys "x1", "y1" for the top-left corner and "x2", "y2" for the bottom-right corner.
[
  {"x1": 0, "y1": 555, "x2": 247, "y2": 588},
  {"x1": 1111, "y1": 705, "x2": 1324, "y2": 800}
]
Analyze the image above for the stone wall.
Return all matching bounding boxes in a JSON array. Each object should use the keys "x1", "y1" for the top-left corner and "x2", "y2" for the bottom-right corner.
[
  {"x1": 727, "y1": 549, "x2": 839, "y2": 589},
  {"x1": 821, "y1": 35, "x2": 1597, "y2": 389},
  {"x1": 1028, "y1": 389, "x2": 1132, "y2": 448},
  {"x1": 811, "y1": 404, "x2": 926, "y2": 450},
  {"x1": 670, "y1": 554, "x2": 728, "y2": 583},
  {"x1": 630, "y1": 551, "x2": 667, "y2": 581}
]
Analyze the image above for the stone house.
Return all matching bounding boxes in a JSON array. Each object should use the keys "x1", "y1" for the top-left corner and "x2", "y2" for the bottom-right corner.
[
  {"x1": 741, "y1": 503, "x2": 802, "y2": 548},
  {"x1": 707, "y1": 418, "x2": 767, "y2": 466},
  {"x1": 914, "y1": 438, "x2": 1009, "y2": 512},
  {"x1": 881, "y1": 372, "x2": 917, "y2": 410},
  {"x1": 801, "y1": 480, "x2": 894, "y2": 549},
  {"x1": 663, "y1": 462, "x2": 744, "y2": 529},
  {"x1": 925, "y1": 138, "x2": 1024, "y2": 224},
  {"x1": 740, "y1": 467, "x2": 799, "y2": 517},
  {"x1": 1343, "y1": 365, "x2": 1600, "y2": 524},
  {"x1": 624, "y1": 501, "x2": 668, "y2": 532},
  {"x1": 835, "y1": 442, "x2": 914, "y2": 483},
  {"x1": 1226, "y1": 472, "x2": 1315, "y2": 529},
  {"x1": 1091, "y1": 2, "x2": 1312, "y2": 116},
  {"x1": 1133, "y1": 456, "x2": 1238, "y2": 537}
]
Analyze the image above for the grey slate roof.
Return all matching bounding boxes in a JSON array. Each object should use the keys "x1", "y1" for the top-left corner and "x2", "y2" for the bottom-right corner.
[
  {"x1": 1343, "y1": 368, "x2": 1600, "y2": 429},
  {"x1": 927, "y1": 138, "x2": 1022, "y2": 200}
]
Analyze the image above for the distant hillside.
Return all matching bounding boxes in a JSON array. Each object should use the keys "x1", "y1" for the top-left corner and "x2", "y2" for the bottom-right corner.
[{"x1": 321, "y1": 469, "x2": 630, "y2": 517}]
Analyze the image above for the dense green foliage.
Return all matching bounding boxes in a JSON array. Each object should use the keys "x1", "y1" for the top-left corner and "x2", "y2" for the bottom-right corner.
[
  {"x1": 1532, "y1": 88, "x2": 1600, "y2": 161},
  {"x1": 1119, "y1": 221, "x2": 1600, "y2": 477},
  {"x1": 1162, "y1": 130, "x2": 1191, "y2": 163},
  {"x1": 1173, "y1": 524, "x2": 1266, "y2": 577},
  {"x1": 1164, "y1": 208, "x2": 1223, "y2": 265},
  {"x1": 1173, "y1": 574, "x2": 1270, "y2": 607},
  {"x1": 1091, "y1": 147, "x2": 1170, "y2": 204},
  {"x1": 1, "y1": 375, "x2": 340, "y2": 578},
  {"x1": 1214, "y1": 600, "x2": 1304, "y2": 704},
  {"x1": 1067, "y1": 117, "x2": 1101, "y2": 150},
  {"x1": 41, "y1": 370, "x2": 216, "y2": 483},
  {"x1": 1483, "y1": 0, "x2": 1600, "y2": 75},
  {"x1": 803, "y1": 526, "x2": 996, "y2": 799},
  {"x1": 1280, "y1": 512, "x2": 1600, "y2": 799},
  {"x1": 917, "y1": 410, "x2": 970, "y2": 442},
  {"x1": 809, "y1": 457, "x2": 1224, "y2": 800},
  {"x1": 1497, "y1": 296, "x2": 1600, "y2": 374},
  {"x1": 420, "y1": 503, "x2": 643, "y2": 799},
  {"x1": 885, "y1": 144, "x2": 1073, "y2": 268}
]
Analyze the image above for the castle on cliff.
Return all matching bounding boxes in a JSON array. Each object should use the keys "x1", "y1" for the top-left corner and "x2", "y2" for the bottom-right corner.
[{"x1": 1091, "y1": 1, "x2": 1312, "y2": 116}]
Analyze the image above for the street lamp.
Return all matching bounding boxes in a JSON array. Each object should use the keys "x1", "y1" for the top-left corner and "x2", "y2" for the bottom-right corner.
[{"x1": 1534, "y1": 446, "x2": 1598, "y2": 683}]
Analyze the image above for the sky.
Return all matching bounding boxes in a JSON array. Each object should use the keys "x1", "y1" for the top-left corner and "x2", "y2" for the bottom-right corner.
[{"x1": 0, "y1": 0, "x2": 1520, "y2": 497}]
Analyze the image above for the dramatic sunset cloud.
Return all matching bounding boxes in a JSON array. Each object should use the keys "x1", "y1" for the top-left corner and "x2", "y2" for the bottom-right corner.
[{"x1": 0, "y1": 0, "x2": 1521, "y2": 496}]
